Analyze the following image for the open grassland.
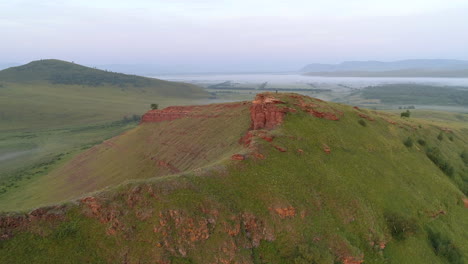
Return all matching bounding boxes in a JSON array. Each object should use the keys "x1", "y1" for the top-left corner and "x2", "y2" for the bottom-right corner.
[
  {"x1": 0, "y1": 119, "x2": 139, "y2": 198},
  {"x1": 1, "y1": 94, "x2": 467, "y2": 263},
  {"x1": 0, "y1": 82, "x2": 206, "y2": 131}
]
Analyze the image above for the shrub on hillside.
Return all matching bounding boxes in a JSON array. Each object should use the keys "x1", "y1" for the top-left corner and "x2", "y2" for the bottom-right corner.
[
  {"x1": 401, "y1": 110, "x2": 411, "y2": 118},
  {"x1": 403, "y1": 137, "x2": 413, "y2": 147},
  {"x1": 358, "y1": 119, "x2": 367, "y2": 127},
  {"x1": 461, "y1": 151, "x2": 468, "y2": 166},
  {"x1": 427, "y1": 229, "x2": 464, "y2": 264},
  {"x1": 438, "y1": 133, "x2": 444, "y2": 141},
  {"x1": 385, "y1": 213, "x2": 418, "y2": 240},
  {"x1": 426, "y1": 147, "x2": 455, "y2": 177},
  {"x1": 417, "y1": 139, "x2": 426, "y2": 146}
]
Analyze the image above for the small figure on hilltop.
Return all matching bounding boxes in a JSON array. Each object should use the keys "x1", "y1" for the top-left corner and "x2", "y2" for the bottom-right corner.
[{"x1": 151, "y1": 103, "x2": 159, "y2": 110}]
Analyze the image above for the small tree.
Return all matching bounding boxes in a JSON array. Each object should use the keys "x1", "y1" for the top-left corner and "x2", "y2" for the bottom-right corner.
[
  {"x1": 151, "y1": 103, "x2": 159, "y2": 110},
  {"x1": 401, "y1": 110, "x2": 411, "y2": 118},
  {"x1": 437, "y1": 133, "x2": 443, "y2": 141},
  {"x1": 403, "y1": 137, "x2": 413, "y2": 147}
]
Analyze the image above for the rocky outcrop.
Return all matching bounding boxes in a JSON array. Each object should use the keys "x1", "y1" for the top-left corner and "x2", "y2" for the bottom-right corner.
[
  {"x1": 141, "y1": 106, "x2": 193, "y2": 123},
  {"x1": 290, "y1": 94, "x2": 342, "y2": 121},
  {"x1": 231, "y1": 154, "x2": 245, "y2": 161},
  {"x1": 272, "y1": 206, "x2": 296, "y2": 219},
  {"x1": 141, "y1": 103, "x2": 245, "y2": 123},
  {"x1": 323, "y1": 144, "x2": 331, "y2": 154},
  {"x1": 0, "y1": 206, "x2": 65, "y2": 240},
  {"x1": 250, "y1": 94, "x2": 292, "y2": 130},
  {"x1": 357, "y1": 113, "x2": 375, "y2": 121}
]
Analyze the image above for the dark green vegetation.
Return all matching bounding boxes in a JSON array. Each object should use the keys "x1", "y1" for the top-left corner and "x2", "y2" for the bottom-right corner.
[
  {"x1": 360, "y1": 84, "x2": 468, "y2": 106},
  {"x1": 401, "y1": 110, "x2": 411, "y2": 118},
  {"x1": 1, "y1": 93, "x2": 468, "y2": 263}
]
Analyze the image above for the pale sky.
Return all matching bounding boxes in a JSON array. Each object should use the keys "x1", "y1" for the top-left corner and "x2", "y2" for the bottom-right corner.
[{"x1": 2, "y1": 0, "x2": 468, "y2": 71}]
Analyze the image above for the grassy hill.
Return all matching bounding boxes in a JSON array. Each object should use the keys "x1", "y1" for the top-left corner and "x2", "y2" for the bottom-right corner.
[
  {"x1": 0, "y1": 59, "x2": 208, "y2": 131},
  {"x1": 1, "y1": 93, "x2": 468, "y2": 264}
]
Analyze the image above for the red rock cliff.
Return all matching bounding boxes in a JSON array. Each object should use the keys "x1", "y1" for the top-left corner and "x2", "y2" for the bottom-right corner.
[
  {"x1": 141, "y1": 106, "x2": 193, "y2": 123},
  {"x1": 141, "y1": 103, "x2": 245, "y2": 123},
  {"x1": 250, "y1": 94, "x2": 290, "y2": 130}
]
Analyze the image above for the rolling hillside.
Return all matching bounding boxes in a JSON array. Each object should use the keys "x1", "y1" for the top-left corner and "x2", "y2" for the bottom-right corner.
[
  {"x1": 0, "y1": 59, "x2": 210, "y2": 211},
  {"x1": 0, "y1": 59, "x2": 208, "y2": 130},
  {"x1": 1, "y1": 93, "x2": 468, "y2": 264}
]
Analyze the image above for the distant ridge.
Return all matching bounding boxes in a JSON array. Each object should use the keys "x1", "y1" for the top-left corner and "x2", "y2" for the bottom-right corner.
[
  {"x1": 0, "y1": 59, "x2": 207, "y2": 97},
  {"x1": 301, "y1": 59, "x2": 468, "y2": 75},
  {"x1": 1, "y1": 59, "x2": 168, "y2": 86}
]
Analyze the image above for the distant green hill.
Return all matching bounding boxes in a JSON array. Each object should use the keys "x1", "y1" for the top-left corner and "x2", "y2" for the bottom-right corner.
[
  {"x1": 0, "y1": 59, "x2": 208, "y2": 131},
  {"x1": 1, "y1": 93, "x2": 468, "y2": 264},
  {"x1": 0, "y1": 59, "x2": 206, "y2": 97}
]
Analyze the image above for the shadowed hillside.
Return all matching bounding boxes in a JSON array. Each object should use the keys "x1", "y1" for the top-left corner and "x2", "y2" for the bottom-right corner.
[{"x1": 1, "y1": 93, "x2": 468, "y2": 264}]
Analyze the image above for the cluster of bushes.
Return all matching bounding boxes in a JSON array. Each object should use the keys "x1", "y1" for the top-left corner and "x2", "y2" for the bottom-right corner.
[
  {"x1": 438, "y1": 133, "x2": 444, "y2": 141},
  {"x1": 427, "y1": 230, "x2": 463, "y2": 264},
  {"x1": 121, "y1": 114, "x2": 141, "y2": 123},
  {"x1": 401, "y1": 110, "x2": 411, "y2": 118},
  {"x1": 403, "y1": 137, "x2": 413, "y2": 147},
  {"x1": 358, "y1": 119, "x2": 367, "y2": 127},
  {"x1": 385, "y1": 212, "x2": 418, "y2": 240},
  {"x1": 461, "y1": 151, "x2": 468, "y2": 166},
  {"x1": 48, "y1": 72, "x2": 152, "y2": 87},
  {"x1": 426, "y1": 147, "x2": 455, "y2": 177}
]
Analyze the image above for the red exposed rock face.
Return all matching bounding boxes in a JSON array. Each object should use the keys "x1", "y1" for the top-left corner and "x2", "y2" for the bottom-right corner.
[
  {"x1": 231, "y1": 154, "x2": 245, "y2": 161},
  {"x1": 358, "y1": 113, "x2": 375, "y2": 121},
  {"x1": 272, "y1": 207, "x2": 296, "y2": 219},
  {"x1": 274, "y1": 145, "x2": 287, "y2": 152},
  {"x1": 141, "y1": 103, "x2": 245, "y2": 123},
  {"x1": 463, "y1": 198, "x2": 468, "y2": 208},
  {"x1": 0, "y1": 206, "x2": 65, "y2": 240},
  {"x1": 290, "y1": 94, "x2": 342, "y2": 121},
  {"x1": 141, "y1": 106, "x2": 193, "y2": 123},
  {"x1": 343, "y1": 256, "x2": 364, "y2": 264},
  {"x1": 250, "y1": 94, "x2": 290, "y2": 130},
  {"x1": 323, "y1": 144, "x2": 331, "y2": 154},
  {"x1": 239, "y1": 131, "x2": 254, "y2": 147}
]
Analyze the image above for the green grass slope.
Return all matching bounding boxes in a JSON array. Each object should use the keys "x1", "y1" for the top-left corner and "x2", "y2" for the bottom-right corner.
[{"x1": 1, "y1": 93, "x2": 468, "y2": 264}]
